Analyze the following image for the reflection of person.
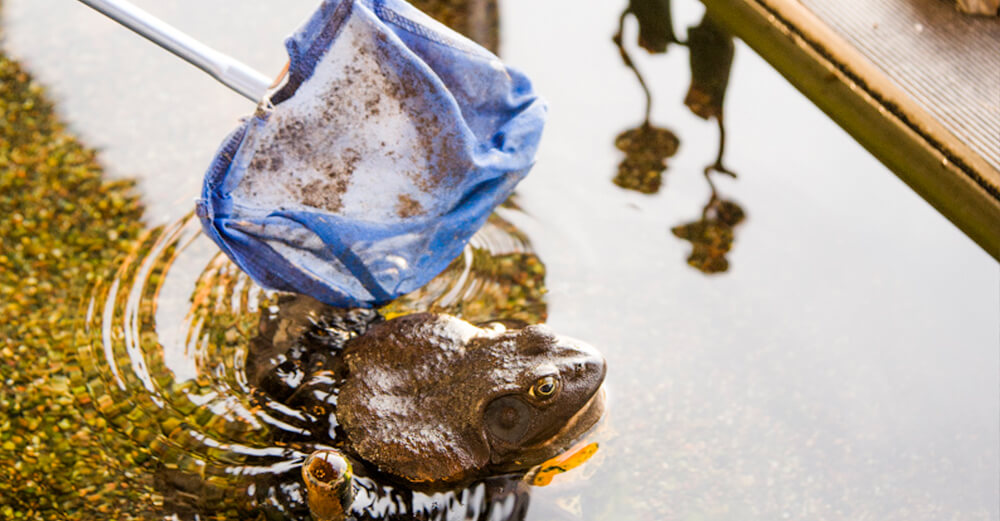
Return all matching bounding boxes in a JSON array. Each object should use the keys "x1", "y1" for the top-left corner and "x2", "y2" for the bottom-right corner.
[
  {"x1": 612, "y1": 4, "x2": 747, "y2": 273},
  {"x1": 685, "y1": 13, "x2": 737, "y2": 179},
  {"x1": 612, "y1": 5, "x2": 738, "y2": 188}
]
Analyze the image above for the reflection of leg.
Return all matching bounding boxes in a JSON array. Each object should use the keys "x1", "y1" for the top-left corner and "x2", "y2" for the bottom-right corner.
[
  {"x1": 676, "y1": 139, "x2": 746, "y2": 275},
  {"x1": 701, "y1": 187, "x2": 718, "y2": 220},
  {"x1": 685, "y1": 12, "x2": 737, "y2": 180},
  {"x1": 704, "y1": 116, "x2": 737, "y2": 181},
  {"x1": 613, "y1": 10, "x2": 654, "y2": 124}
]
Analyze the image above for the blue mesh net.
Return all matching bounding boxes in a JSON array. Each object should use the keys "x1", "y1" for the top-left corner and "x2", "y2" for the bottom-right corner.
[{"x1": 197, "y1": 0, "x2": 546, "y2": 307}]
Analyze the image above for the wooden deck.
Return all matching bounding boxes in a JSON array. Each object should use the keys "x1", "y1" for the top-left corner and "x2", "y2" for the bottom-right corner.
[{"x1": 701, "y1": 0, "x2": 999, "y2": 259}]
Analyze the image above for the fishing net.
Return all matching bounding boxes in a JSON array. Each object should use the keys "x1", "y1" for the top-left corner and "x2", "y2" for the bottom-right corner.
[{"x1": 197, "y1": 0, "x2": 546, "y2": 307}]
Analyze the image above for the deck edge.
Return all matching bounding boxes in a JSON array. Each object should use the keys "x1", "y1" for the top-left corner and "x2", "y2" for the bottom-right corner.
[{"x1": 701, "y1": 0, "x2": 1000, "y2": 260}]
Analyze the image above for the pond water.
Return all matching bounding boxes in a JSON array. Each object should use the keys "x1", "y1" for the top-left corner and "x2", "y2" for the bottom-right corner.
[{"x1": 2, "y1": 0, "x2": 998, "y2": 519}]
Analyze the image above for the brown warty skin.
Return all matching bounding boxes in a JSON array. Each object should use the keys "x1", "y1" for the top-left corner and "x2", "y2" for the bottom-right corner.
[{"x1": 337, "y1": 313, "x2": 606, "y2": 484}]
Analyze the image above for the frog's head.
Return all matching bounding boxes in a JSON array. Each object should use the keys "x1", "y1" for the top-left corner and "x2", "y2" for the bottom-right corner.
[
  {"x1": 338, "y1": 314, "x2": 606, "y2": 484},
  {"x1": 476, "y1": 322, "x2": 606, "y2": 472}
]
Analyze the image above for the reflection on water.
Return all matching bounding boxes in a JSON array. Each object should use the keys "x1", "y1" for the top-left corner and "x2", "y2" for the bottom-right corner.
[
  {"x1": 5, "y1": 0, "x2": 997, "y2": 518},
  {"x1": 617, "y1": 0, "x2": 682, "y2": 55},
  {"x1": 382, "y1": 203, "x2": 548, "y2": 325},
  {"x1": 685, "y1": 12, "x2": 737, "y2": 179},
  {"x1": 612, "y1": 123, "x2": 679, "y2": 194},
  {"x1": 76, "y1": 212, "x2": 555, "y2": 519},
  {"x1": 671, "y1": 196, "x2": 746, "y2": 274},
  {"x1": 613, "y1": 0, "x2": 682, "y2": 123},
  {"x1": 409, "y1": 0, "x2": 499, "y2": 54},
  {"x1": 612, "y1": 2, "x2": 744, "y2": 273}
]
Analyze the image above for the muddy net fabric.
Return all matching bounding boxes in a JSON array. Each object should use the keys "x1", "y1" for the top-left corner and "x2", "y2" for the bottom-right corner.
[{"x1": 197, "y1": 0, "x2": 546, "y2": 307}]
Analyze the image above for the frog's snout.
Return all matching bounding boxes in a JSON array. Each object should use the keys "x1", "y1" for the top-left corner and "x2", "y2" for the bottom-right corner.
[{"x1": 558, "y1": 337, "x2": 606, "y2": 384}]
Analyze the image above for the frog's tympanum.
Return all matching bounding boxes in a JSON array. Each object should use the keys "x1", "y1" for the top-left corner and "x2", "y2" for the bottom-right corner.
[{"x1": 337, "y1": 313, "x2": 607, "y2": 484}]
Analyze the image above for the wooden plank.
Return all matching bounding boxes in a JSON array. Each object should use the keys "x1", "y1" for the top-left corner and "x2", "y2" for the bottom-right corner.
[
  {"x1": 700, "y1": 0, "x2": 1000, "y2": 259},
  {"x1": 799, "y1": 0, "x2": 1000, "y2": 177}
]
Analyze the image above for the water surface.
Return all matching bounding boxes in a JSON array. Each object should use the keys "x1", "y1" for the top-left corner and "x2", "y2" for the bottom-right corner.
[{"x1": 2, "y1": 0, "x2": 997, "y2": 519}]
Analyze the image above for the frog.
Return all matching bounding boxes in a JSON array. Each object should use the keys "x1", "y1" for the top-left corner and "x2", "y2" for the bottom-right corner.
[
  {"x1": 337, "y1": 312, "x2": 607, "y2": 484},
  {"x1": 231, "y1": 296, "x2": 606, "y2": 520}
]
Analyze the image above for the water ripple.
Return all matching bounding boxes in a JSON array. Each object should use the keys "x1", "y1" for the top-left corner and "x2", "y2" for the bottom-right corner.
[{"x1": 76, "y1": 211, "x2": 548, "y2": 519}]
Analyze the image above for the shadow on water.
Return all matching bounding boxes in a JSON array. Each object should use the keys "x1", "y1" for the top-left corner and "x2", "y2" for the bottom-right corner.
[{"x1": 612, "y1": 1, "x2": 746, "y2": 274}]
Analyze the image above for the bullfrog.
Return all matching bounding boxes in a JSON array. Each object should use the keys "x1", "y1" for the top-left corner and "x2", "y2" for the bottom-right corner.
[
  {"x1": 338, "y1": 312, "x2": 607, "y2": 484},
  {"x1": 238, "y1": 297, "x2": 606, "y2": 519}
]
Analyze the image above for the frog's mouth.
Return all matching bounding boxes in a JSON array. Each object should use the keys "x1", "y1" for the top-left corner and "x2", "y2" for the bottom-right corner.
[{"x1": 532, "y1": 385, "x2": 606, "y2": 449}]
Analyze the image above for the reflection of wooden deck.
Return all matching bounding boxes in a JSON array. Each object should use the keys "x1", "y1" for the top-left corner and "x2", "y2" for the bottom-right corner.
[{"x1": 701, "y1": 0, "x2": 1000, "y2": 259}]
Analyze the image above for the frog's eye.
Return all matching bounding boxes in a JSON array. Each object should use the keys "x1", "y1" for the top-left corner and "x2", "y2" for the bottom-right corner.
[{"x1": 530, "y1": 376, "x2": 559, "y2": 399}]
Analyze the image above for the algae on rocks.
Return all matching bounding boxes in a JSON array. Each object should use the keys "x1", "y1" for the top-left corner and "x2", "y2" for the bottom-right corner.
[{"x1": 0, "y1": 36, "x2": 150, "y2": 520}]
